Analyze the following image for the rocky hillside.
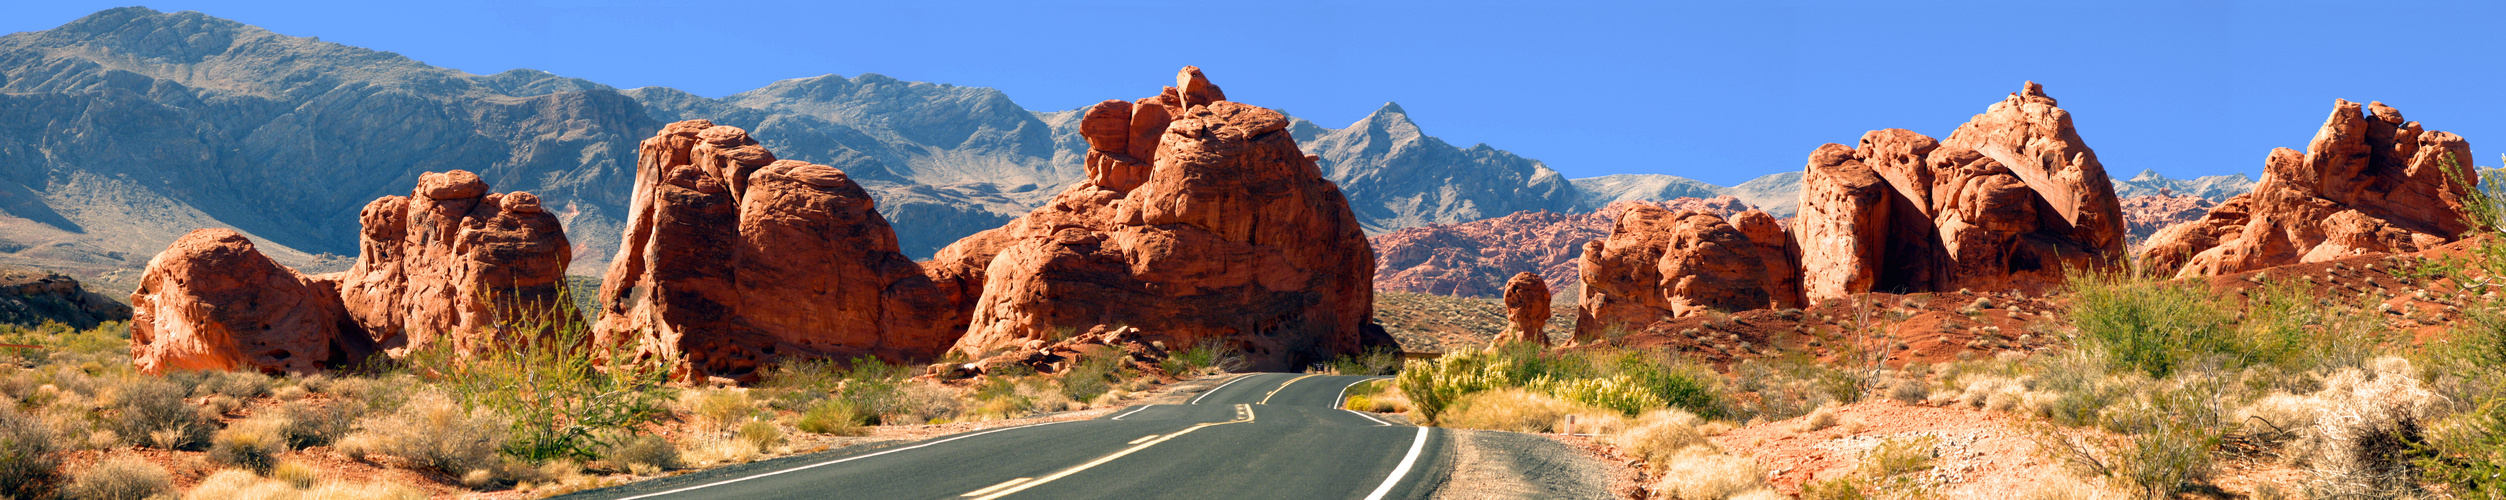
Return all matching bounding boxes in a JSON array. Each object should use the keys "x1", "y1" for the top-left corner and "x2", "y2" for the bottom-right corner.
[{"x1": 1370, "y1": 197, "x2": 1759, "y2": 298}]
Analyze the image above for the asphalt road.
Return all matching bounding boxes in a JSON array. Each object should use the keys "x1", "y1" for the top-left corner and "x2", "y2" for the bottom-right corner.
[{"x1": 560, "y1": 373, "x2": 1447, "y2": 500}]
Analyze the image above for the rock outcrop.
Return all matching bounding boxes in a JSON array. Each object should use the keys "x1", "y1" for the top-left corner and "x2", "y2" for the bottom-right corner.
[
  {"x1": 1496, "y1": 272, "x2": 1552, "y2": 348},
  {"x1": 2120, "y1": 194, "x2": 2213, "y2": 245},
  {"x1": 131, "y1": 172, "x2": 578, "y2": 374},
  {"x1": 594, "y1": 121, "x2": 963, "y2": 382},
  {"x1": 1574, "y1": 205, "x2": 1802, "y2": 340},
  {"x1": 1371, "y1": 197, "x2": 1759, "y2": 298},
  {"x1": 933, "y1": 67, "x2": 1391, "y2": 371},
  {"x1": 2140, "y1": 100, "x2": 2475, "y2": 277},
  {"x1": 336, "y1": 170, "x2": 578, "y2": 356},
  {"x1": 0, "y1": 268, "x2": 130, "y2": 329},
  {"x1": 130, "y1": 229, "x2": 371, "y2": 374},
  {"x1": 1794, "y1": 82, "x2": 2125, "y2": 301}
]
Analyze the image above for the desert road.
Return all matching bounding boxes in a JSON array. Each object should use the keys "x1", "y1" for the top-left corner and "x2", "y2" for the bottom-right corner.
[{"x1": 558, "y1": 373, "x2": 1448, "y2": 500}]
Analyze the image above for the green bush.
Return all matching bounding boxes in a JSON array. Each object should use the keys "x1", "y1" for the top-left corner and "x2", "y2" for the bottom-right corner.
[
  {"x1": 277, "y1": 401, "x2": 358, "y2": 448},
  {"x1": 208, "y1": 417, "x2": 287, "y2": 474},
  {"x1": 795, "y1": 398, "x2": 868, "y2": 436},
  {"x1": 2068, "y1": 272, "x2": 2236, "y2": 379},
  {"x1": 0, "y1": 405, "x2": 60, "y2": 499},
  {"x1": 1058, "y1": 350, "x2": 1121, "y2": 403}
]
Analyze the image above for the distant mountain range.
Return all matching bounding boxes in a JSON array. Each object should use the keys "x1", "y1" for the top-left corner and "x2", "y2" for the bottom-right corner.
[{"x1": 0, "y1": 7, "x2": 2257, "y2": 296}]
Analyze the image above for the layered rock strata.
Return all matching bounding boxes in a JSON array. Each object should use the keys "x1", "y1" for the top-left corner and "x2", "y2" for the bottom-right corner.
[
  {"x1": 2140, "y1": 100, "x2": 2474, "y2": 277},
  {"x1": 593, "y1": 121, "x2": 962, "y2": 382},
  {"x1": 932, "y1": 66, "x2": 1392, "y2": 371}
]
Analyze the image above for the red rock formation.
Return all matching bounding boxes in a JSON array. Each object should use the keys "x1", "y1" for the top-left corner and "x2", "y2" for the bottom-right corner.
[
  {"x1": 1495, "y1": 272, "x2": 1551, "y2": 348},
  {"x1": 130, "y1": 229, "x2": 372, "y2": 374},
  {"x1": 2141, "y1": 100, "x2": 2475, "y2": 277},
  {"x1": 1370, "y1": 196, "x2": 1758, "y2": 298},
  {"x1": 1793, "y1": 82, "x2": 2125, "y2": 301},
  {"x1": 2119, "y1": 194, "x2": 2213, "y2": 245},
  {"x1": 1574, "y1": 205, "x2": 1802, "y2": 340},
  {"x1": 594, "y1": 121, "x2": 961, "y2": 382},
  {"x1": 336, "y1": 170, "x2": 577, "y2": 356},
  {"x1": 932, "y1": 66, "x2": 1389, "y2": 371}
]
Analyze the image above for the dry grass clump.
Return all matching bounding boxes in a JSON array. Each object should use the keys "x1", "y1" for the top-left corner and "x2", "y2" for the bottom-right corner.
[
  {"x1": 794, "y1": 398, "x2": 868, "y2": 436},
  {"x1": 0, "y1": 404, "x2": 61, "y2": 498},
  {"x1": 2301, "y1": 357, "x2": 2444, "y2": 497},
  {"x1": 1650, "y1": 447, "x2": 1772, "y2": 500},
  {"x1": 184, "y1": 468, "x2": 427, "y2": 500},
  {"x1": 339, "y1": 390, "x2": 508, "y2": 476},
  {"x1": 1614, "y1": 409, "x2": 1708, "y2": 469},
  {"x1": 1439, "y1": 389, "x2": 1622, "y2": 434},
  {"x1": 62, "y1": 456, "x2": 171, "y2": 500},
  {"x1": 111, "y1": 375, "x2": 212, "y2": 450},
  {"x1": 209, "y1": 415, "x2": 288, "y2": 474},
  {"x1": 598, "y1": 434, "x2": 681, "y2": 475},
  {"x1": 1796, "y1": 405, "x2": 1841, "y2": 433}
]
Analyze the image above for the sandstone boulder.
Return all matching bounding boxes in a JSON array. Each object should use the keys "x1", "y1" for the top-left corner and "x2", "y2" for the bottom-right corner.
[
  {"x1": 1494, "y1": 272, "x2": 1551, "y2": 348},
  {"x1": 130, "y1": 229, "x2": 372, "y2": 374},
  {"x1": 1793, "y1": 83, "x2": 2125, "y2": 301},
  {"x1": 336, "y1": 170, "x2": 578, "y2": 356},
  {"x1": 594, "y1": 121, "x2": 963, "y2": 382},
  {"x1": 2141, "y1": 100, "x2": 2474, "y2": 277},
  {"x1": 933, "y1": 67, "x2": 1390, "y2": 371},
  {"x1": 1574, "y1": 205, "x2": 1801, "y2": 341}
]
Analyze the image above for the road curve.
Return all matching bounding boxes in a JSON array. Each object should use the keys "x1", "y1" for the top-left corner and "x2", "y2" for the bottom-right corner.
[{"x1": 556, "y1": 373, "x2": 1444, "y2": 500}]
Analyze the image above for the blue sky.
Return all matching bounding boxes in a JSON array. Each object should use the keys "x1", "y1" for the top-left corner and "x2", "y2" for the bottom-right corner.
[{"x1": 6, "y1": 1, "x2": 2500, "y2": 186}]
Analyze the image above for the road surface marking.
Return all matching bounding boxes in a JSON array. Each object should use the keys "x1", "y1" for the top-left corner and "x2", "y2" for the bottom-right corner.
[
  {"x1": 1332, "y1": 376, "x2": 1390, "y2": 410},
  {"x1": 966, "y1": 405, "x2": 1256, "y2": 500},
  {"x1": 960, "y1": 478, "x2": 1032, "y2": 497},
  {"x1": 1362, "y1": 426, "x2": 1432, "y2": 500},
  {"x1": 1126, "y1": 434, "x2": 1159, "y2": 445},
  {"x1": 1109, "y1": 405, "x2": 1154, "y2": 420},
  {"x1": 1188, "y1": 374, "x2": 1255, "y2": 404},
  {"x1": 1258, "y1": 374, "x2": 1320, "y2": 405},
  {"x1": 1343, "y1": 409, "x2": 1393, "y2": 426},
  {"x1": 611, "y1": 420, "x2": 1075, "y2": 500}
]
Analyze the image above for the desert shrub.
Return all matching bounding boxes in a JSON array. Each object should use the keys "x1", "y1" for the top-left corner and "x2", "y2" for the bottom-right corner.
[
  {"x1": 1797, "y1": 405, "x2": 1840, "y2": 432},
  {"x1": 1439, "y1": 389, "x2": 1612, "y2": 433},
  {"x1": 210, "y1": 416, "x2": 289, "y2": 474},
  {"x1": 272, "y1": 461, "x2": 319, "y2": 489},
  {"x1": 759, "y1": 356, "x2": 911, "y2": 424},
  {"x1": 277, "y1": 401, "x2": 358, "y2": 448},
  {"x1": 1059, "y1": 350, "x2": 1122, "y2": 403},
  {"x1": 198, "y1": 370, "x2": 274, "y2": 399},
  {"x1": 681, "y1": 389, "x2": 758, "y2": 430},
  {"x1": 2067, "y1": 272, "x2": 2235, "y2": 379},
  {"x1": 1614, "y1": 409, "x2": 1709, "y2": 471},
  {"x1": 346, "y1": 390, "x2": 508, "y2": 476},
  {"x1": 62, "y1": 456, "x2": 171, "y2": 500},
  {"x1": 0, "y1": 405, "x2": 61, "y2": 498},
  {"x1": 1326, "y1": 348, "x2": 1404, "y2": 376},
  {"x1": 1162, "y1": 340, "x2": 1241, "y2": 376},
  {"x1": 402, "y1": 293, "x2": 671, "y2": 464},
  {"x1": 1651, "y1": 447, "x2": 1771, "y2": 500},
  {"x1": 2420, "y1": 250, "x2": 2506, "y2": 497},
  {"x1": 2300, "y1": 358, "x2": 2442, "y2": 498},
  {"x1": 599, "y1": 434, "x2": 680, "y2": 474},
  {"x1": 889, "y1": 382, "x2": 965, "y2": 424},
  {"x1": 111, "y1": 375, "x2": 211, "y2": 450},
  {"x1": 1859, "y1": 435, "x2": 1937, "y2": 478},
  {"x1": 737, "y1": 420, "x2": 784, "y2": 451},
  {"x1": 795, "y1": 398, "x2": 868, "y2": 436}
]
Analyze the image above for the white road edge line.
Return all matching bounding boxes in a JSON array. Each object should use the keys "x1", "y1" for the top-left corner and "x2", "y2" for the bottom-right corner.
[
  {"x1": 1109, "y1": 405, "x2": 1154, "y2": 420},
  {"x1": 1343, "y1": 409, "x2": 1392, "y2": 426},
  {"x1": 612, "y1": 420, "x2": 1076, "y2": 500},
  {"x1": 1187, "y1": 373, "x2": 1256, "y2": 404},
  {"x1": 959, "y1": 477, "x2": 1032, "y2": 497},
  {"x1": 1362, "y1": 426, "x2": 1431, "y2": 500}
]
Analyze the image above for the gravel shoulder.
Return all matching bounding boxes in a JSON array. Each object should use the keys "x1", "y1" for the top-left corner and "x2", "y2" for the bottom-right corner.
[{"x1": 1426, "y1": 429, "x2": 1639, "y2": 499}]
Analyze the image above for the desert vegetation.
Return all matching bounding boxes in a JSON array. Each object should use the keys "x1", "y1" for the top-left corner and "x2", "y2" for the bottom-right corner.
[
  {"x1": 0, "y1": 306, "x2": 1233, "y2": 498},
  {"x1": 1340, "y1": 157, "x2": 2506, "y2": 499}
]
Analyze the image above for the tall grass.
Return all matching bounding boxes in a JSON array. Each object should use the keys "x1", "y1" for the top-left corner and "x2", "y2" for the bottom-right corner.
[{"x1": 1395, "y1": 343, "x2": 1723, "y2": 424}]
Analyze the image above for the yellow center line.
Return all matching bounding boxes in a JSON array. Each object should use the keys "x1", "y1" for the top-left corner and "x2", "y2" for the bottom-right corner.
[
  {"x1": 964, "y1": 404, "x2": 1255, "y2": 500},
  {"x1": 1258, "y1": 374, "x2": 1321, "y2": 405},
  {"x1": 1126, "y1": 434, "x2": 1159, "y2": 445},
  {"x1": 960, "y1": 477, "x2": 1032, "y2": 497}
]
